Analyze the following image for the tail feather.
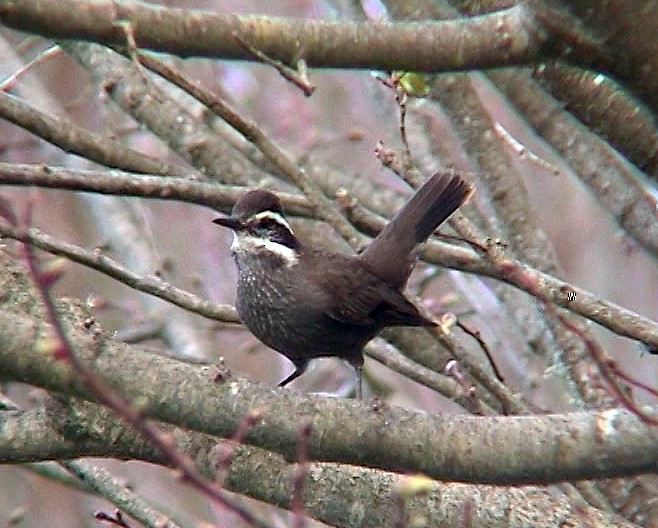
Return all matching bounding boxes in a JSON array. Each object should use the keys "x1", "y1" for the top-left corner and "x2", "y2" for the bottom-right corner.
[{"x1": 359, "y1": 172, "x2": 473, "y2": 287}]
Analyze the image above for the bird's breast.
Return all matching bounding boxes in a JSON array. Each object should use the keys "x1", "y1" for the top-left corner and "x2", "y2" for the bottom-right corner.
[{"x1": 231, "y1": 256, "x2": 374, "y2": 361}]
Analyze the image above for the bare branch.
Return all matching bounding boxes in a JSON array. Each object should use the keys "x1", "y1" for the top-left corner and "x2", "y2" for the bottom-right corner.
[
  {"x1": 2, "y1": 399, "x2": 643, "y2": 528},
  {"x1": 1, "y1": 162, "x2": 657, "y2": 351},
  {"x1": 0, "y1": 1, "x2": 546, "y2": 72},
  {"x1": 0, "y1": 297, "x2": 656, "y2": 485}
]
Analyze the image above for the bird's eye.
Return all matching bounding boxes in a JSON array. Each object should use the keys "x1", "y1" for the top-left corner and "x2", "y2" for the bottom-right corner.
[
  {"x1": 253, "y1": 218, "x2": 280, "y2": 234},
  {"x1": 247, "y1": 216, "x2": 299, "y2": 250}
]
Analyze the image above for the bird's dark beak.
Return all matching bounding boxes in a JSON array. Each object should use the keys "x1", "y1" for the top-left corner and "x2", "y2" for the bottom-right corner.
[{"x1": 212, "y1": 216, "x2": 244, "y2": 231}]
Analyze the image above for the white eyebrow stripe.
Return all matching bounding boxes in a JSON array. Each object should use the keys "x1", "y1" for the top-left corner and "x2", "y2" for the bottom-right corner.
[{"x1": 251, "y1": 211, "x2": 294, "y2": 233}]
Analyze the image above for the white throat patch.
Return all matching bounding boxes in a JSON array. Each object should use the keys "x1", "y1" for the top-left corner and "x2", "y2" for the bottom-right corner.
[{"x1": 231, "y1": 233, "x2": 299, "y2": 266}]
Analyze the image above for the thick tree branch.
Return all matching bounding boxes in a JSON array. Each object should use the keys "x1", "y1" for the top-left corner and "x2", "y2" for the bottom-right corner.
[
  {"x1": 0, "y1": 276, "x2": 656, "y2": 484},
  {"x1": 492, "y1": 69, "x2": 658, "y2": 261},
  {"x1": 551, "y1": 0, "x2": 658, "y2": 119},
  {"x1": 1, "y1": 399, "x2": 640, "y2": 528},
  {"x1": 426, "y1": 70, "x2": 590, "y2": 403},
  {"x1": 9, "y1": 0, "x2": 657, "y2": 122},
  {"x1": 533, "y1": 63, "x2": 658, "y2": 179},
  {"x1": 0, "y1": 0, "x2": 545, "y2": 72}
]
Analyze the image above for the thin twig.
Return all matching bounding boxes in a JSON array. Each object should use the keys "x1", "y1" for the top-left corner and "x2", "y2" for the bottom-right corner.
[
  {"x1": 456, "y1": 320, "x2": 505, "y2": 383},
  {"x1": 0, "y1": 221, "x2": 240, "y2": 323},
  {"x1": 550, "y1": 308, "x2": 658, "y2": 426},
  {"x1": 0, "y1": 44, "x2": 62, "y2": 91},
  {"x1": 233, "y1": 34, "x2": 315, "y2": 96},
  {"x1": 291, "y1": 420, "x2": 312, "y2": 528},
  {"x1": 215, "y1": 410, "x2": 264, "y2": 486}
]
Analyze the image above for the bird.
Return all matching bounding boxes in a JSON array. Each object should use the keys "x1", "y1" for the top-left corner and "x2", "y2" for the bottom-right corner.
[{"x1": 213, "y1": 172, "x2": 473, "y2": 397}]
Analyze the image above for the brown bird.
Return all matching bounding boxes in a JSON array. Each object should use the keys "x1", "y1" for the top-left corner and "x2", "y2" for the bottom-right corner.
[{"x1": 214, "y1": 172, "x2": 473, "y2": 397}]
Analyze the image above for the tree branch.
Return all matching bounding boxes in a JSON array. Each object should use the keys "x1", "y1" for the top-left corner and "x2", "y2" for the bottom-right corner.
[
  {"x1": 0, "y1": 276, "x2": 656, "y2": 484},
  {"x1": 0, "y1": 0, "x2": 546, "y2": 71},
  {"x1": 2, "y1": 162, "x2": 658, "y2": 352},
  {"x1": 1, "y1": 398, "x2": 641, "y2": 528}
]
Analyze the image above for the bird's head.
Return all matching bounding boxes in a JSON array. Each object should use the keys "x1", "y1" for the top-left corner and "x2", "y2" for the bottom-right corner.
[{"x1": 213, "y1": 190, "x2": 300, "y2": 264}]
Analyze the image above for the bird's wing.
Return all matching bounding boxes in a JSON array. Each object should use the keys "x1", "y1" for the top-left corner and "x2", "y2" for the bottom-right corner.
[{"x1": 314, "y1": 252, "x2": 434, "y2": 327}]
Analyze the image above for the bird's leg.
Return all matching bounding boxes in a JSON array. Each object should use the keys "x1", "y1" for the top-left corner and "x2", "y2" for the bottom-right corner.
[
  {"x1": 349, "y1": 357, "x2": 364, "y2": 399},
  {"x1": 280, "y1": 359, "x2": 363, "y2": 399},
  {"x1": 278, "y1": 359, "x2": 308, "y2": 388},
  {"x1": 354, "y1": 365, "x2": 363, "y2": 399}
]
